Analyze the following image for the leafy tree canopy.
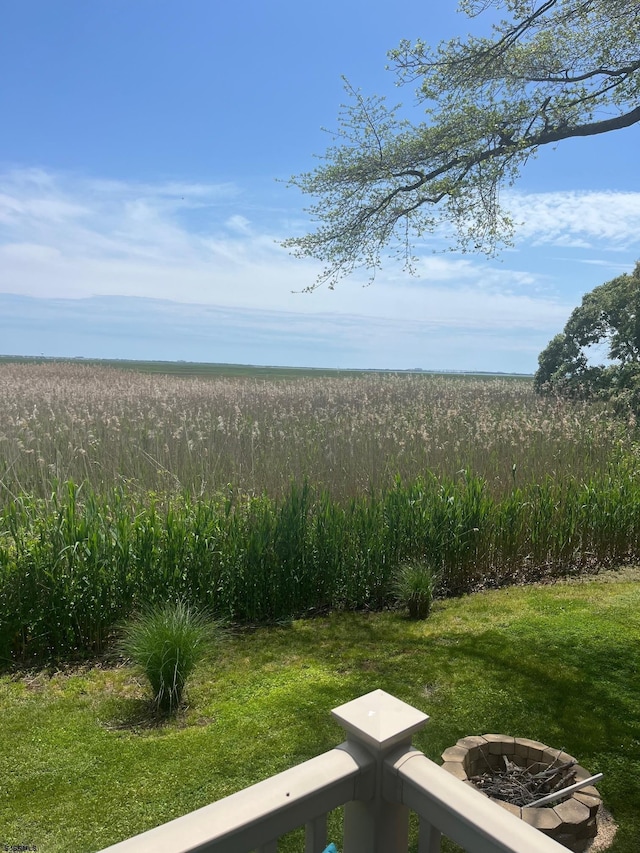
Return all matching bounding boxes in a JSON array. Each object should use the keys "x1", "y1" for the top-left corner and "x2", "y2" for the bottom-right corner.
[
  {"x1": 534, "y1": 261, "x2": 640, "y2": 408},
  {"x1": 283, "y1": 0, "x2": 640, "y2": 289}
]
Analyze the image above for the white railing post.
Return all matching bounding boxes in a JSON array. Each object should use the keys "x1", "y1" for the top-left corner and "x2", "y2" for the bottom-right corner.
[
  {"x1": 305, "y1": 814, "x2": 328, "y2": 853},
  {"x1": 331, "y1": 689, "x2": 429, "y2": 853}
]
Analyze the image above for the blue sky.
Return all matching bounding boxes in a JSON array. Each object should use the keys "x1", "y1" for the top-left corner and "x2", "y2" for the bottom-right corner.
[{"x1": 1, "y1": 1, "x2": 639, "y2": 372}]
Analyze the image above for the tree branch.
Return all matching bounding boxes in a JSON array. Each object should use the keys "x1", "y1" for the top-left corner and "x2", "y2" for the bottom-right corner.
[
  {"x1": 363, "y1": 104, "x2": 640, "y2": 220},
  {"x1": 522, "y1": 59, "x2": 640, "y2": 85},
  {"x1": 533, "y1": 104, "x2": 640, "y2": 142},
  {"x1": 284, "y1": 0, "x2": 640, "y2": 288}
]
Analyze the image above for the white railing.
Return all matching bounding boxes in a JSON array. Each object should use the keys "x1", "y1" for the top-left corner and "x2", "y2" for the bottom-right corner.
[{"x1": 99, "y1": 690, "x2": 568, "y2": 853}]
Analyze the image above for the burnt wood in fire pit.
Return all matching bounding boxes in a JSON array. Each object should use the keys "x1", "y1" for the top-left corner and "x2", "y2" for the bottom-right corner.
[{"x1": 471, "y1": 754, "x2": 577, "y2": 807}]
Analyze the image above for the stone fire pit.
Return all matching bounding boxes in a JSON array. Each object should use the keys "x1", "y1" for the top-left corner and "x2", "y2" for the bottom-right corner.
[{"x1": 442, "y1": 735, "x2": 602, "y2": 852}]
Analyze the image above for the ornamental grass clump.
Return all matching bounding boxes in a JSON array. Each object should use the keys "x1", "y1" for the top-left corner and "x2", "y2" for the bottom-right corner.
[
  {"x1": 119, "y1": 600, "x2": 216, "y2": 715},
  {"x1": 393, "y1": 562, "x2": 439, "y2": 619}
]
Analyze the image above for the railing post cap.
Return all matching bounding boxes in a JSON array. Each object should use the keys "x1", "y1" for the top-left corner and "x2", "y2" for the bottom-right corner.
[{"x1": 331, "y1": 689, "x2": 429, "y2": 752}]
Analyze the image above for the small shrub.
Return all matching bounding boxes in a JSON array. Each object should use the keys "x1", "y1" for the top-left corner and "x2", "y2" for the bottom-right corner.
[
  {"x1": 119, "y1": 600, "x2": 216, "y2": 714},
  {"x1": 393, "y1": 562, "x2": 439, "y2": 619}
]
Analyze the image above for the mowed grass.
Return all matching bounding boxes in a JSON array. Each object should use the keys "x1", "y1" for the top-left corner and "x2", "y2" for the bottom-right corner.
[{"x1": 1, "y1": 572, "x2": 639, "y2": 853}]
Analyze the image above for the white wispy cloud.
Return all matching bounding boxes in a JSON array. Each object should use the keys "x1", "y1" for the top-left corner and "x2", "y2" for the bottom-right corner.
[
  {"x1": 225, "y1": 214, "x2": 252, "y2": 234},
  {"x1": 1, "y1": 167, "x2": 639, "y2": 369},
  {"x1": 507, "y1": 190, "x2": 640, "y2": 248}
]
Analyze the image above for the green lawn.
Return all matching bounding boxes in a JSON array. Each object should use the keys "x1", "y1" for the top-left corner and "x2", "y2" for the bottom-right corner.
[{"x1": 1, "y1": 570, "x2": 639, "y2": 852}]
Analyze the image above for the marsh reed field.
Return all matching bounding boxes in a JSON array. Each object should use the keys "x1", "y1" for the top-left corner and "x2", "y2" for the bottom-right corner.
[
  {"x1": 0, "y1": 361, "x2": 632, "y2": 500},
  {"x1": 1, "y1": 361, "x2": 640, "y2": 662}
]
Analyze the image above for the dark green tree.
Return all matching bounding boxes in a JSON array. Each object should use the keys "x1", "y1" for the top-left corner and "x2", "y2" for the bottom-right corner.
[
  {"x1": 534, "y1": 262, "x2": 640, "y2": 408},
  {"x1": 284, "y1": 0, "x2": 640, "y2": 289}
]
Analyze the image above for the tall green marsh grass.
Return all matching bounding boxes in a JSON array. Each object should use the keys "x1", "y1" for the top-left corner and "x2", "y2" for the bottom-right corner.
[
  {"x1": 4, "y1": 470, "x2": 640, "y2": 664},
  {"x1": 2, "y1": 362, "x2": 640, "y2": 665}
]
